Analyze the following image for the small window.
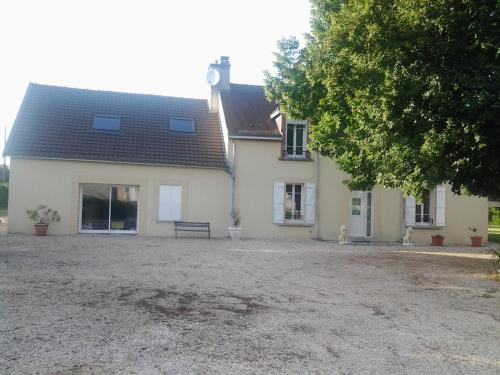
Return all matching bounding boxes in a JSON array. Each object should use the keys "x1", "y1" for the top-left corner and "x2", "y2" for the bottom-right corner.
[
  {"x1": 405, "y1": 187, "x2": 446, "y2": 227},
  {"x1": 285, "y1": 183, "x2": 304, "y2": 221},
  {"x1": 93, "y1": 116, "x2": 120, "y2": 131},
  {"x1": 415, "y1": 189, "x2": 431, "y2": 224},
  {"x1": 351, "y1": 198, "x2": 361, "y2": 215},
  {"x1": 285, "y1": 121, "x2": 307, "y2": 159},
  {"x1": 170, "y1": 118, "x2": 195, "y2": 133}
]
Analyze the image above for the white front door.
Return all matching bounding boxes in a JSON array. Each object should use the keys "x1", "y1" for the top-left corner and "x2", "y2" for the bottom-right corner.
[{"x1": 350, "y1": 190, "x2": 372, "y2": 238}]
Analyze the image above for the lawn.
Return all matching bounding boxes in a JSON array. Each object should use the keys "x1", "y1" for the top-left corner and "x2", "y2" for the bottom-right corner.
[
  {"x1": 489, "y1": 226, "x2": 500, "y2": 243},
  {"x1": 0, "y1": 235, "x2": 499, "y2": 374}
]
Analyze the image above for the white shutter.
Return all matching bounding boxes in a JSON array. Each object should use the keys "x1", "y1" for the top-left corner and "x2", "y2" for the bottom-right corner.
[
  {"x1": 435, "y1": 186, "x2": 446, "y2": 227},
  {"x1": 273, "y1": 182, "x2": 285, "y2": 224},
  {"x1": 404, "y1": 195, "x2": 416, "y2": 227},
  {"x1": 159, "y1": 185, "x2": 182, "y2": 221},
  {"x1": 305, "y1": 183, "x2": 316, "y2": 224}
]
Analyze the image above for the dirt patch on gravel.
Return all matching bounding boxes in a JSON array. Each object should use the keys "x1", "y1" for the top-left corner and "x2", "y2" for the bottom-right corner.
[{"x1": 118, "y1": 288, "x2": 267, "y2": 322}]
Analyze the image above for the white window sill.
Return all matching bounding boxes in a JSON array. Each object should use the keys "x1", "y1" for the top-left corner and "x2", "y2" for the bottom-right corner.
[
  {"x1": 276, "y1": 222, "x2": 314, "y2": 227},
  {"x1": 279, "y1": 156, "x2": 313, "y2": 162},
  {"x1": 411, "y1": 225, "x2": 444, "y2": 229}
]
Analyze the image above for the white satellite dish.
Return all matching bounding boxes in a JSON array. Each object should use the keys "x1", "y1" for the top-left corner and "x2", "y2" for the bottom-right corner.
[{"x1": 206, "y1": 68, "x2": 220, "y2": 86}]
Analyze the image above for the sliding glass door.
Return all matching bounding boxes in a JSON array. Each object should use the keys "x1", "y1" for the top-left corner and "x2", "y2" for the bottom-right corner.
[{"x1": 80, "y1": 184, "x2": 138, "y2": 233}]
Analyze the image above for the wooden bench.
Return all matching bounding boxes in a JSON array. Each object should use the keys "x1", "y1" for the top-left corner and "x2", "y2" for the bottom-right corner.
[{"x1": 174, "y1": 221, "x2": 211, "y2": 239}]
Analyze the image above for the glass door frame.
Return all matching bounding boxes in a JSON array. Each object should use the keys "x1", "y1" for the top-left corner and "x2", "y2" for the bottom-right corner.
[
  {"x1": 78, "y1": 184, "x2": 139, "y2": 234},
  {"x1": 350, "y1": 190, "x2": 373, "y2": 238}
]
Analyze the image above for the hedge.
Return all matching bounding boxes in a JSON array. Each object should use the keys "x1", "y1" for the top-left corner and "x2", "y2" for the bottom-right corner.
[
  {"x1": 0, "y1": 184, "x2": 7, "y2": 208},
  {"x1": 490, "y1": 207, "x2": 500, "y2": 226}
]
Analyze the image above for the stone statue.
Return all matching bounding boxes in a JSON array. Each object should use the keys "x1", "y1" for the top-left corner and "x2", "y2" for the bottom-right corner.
[
  {"x1": 339, "y1": 224, "x2": 349, "y2": 245},
  {"x1": 403, "y1": 227, "x2": 413, "y2": 246}
]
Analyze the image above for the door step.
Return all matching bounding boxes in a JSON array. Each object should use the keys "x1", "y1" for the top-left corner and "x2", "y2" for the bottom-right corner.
[{"x1": 351, "y1": 237, "x2": 371, "y2": 242}]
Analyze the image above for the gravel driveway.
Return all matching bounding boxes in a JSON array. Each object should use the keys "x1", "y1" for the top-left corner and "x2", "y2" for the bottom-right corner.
[{"x1": 0, "y1": 235, "x2": 499, "y2": 374}]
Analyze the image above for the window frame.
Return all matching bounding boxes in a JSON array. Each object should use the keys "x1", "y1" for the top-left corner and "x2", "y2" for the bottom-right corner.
[
  {"x1": 285, "y1": 120, "x2": 307, "y2": 159},
  {"x1": 405, "y1": 186, "x2": 446, "y2": 228},
  {"x1": 169, "y1": 118, "x2": 196, "y2": 133},
  {"x1": 284, "y1": 183, "x2": 306, "y2": 223},
  {"x1": 93, "y1": 115, "x2": 121, "y2": 131},
  {"x1": 79, "y1": 184, "x2": 138, "y2": 234},
  {"x1": 415, "y1": 189, "x2": 433, "y2": 225}
]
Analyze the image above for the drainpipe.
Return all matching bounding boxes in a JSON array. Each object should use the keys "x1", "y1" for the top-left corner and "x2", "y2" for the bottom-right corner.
[
  {"x1": 401, "y1": 195, "x2": 406, "y2": 241},
  {"x1": 314, "y1": 153, "x2": 321, "y2": 239},
  {"x1": 231, "y1": 142, "x2": 236, "y2": 214}
]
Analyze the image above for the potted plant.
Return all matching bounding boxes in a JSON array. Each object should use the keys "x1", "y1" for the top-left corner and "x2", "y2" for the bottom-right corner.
[
  {"x1": 431, "y1": 233, "x2": 445, "y2": 246},
  {"x1": 228, "y1": 209, "x2": 243, "y2": 240},
  {"x1": 26, "y1": 205, "x2": 61, "y2": 236},
  {"x1": 468, "y1": 226, "x2": 483, "y2": 247}
]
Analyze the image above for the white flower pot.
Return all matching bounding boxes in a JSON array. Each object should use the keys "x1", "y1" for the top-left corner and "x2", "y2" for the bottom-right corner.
[{"x1": 228, "y1": 227, "x2": 243, "y2": 240}]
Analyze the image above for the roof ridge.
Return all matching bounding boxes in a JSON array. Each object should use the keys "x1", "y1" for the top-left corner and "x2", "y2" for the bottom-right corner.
[
  {"x1": 29, "y1": 82, "x2": 208, "y2": 103},
  {"x1": 230, "y1": 82, "x2": 265, "y2": 88}
]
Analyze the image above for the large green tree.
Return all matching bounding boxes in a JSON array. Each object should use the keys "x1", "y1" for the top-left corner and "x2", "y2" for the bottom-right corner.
[{"x1": 265, "y1": 0, "x2": 500, "y2": 200}]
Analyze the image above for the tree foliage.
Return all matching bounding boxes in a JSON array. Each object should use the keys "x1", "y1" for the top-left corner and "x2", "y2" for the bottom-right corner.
[
  {"x1": 0, "y1": 184, "x2": 7, "y2": 209},
  {"x1": 265, "y1": 0, "x2": 500, "y2": 200},
  {"x1": 0, "y1": 165, "x2": 8, "y2": 183}
]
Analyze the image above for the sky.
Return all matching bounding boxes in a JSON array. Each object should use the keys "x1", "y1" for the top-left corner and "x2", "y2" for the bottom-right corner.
[{"x1": 0, "y1": 0, "x2": 311, "y2": 160}]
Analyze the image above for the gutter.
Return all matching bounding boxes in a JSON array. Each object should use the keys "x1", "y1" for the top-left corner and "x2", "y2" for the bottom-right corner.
[
  {"x1": 8, "y1": 155, "x2": 228, "y2": 171},
  {"x1": 229, "y1": 135, "x2": 281, "y2": 141}
]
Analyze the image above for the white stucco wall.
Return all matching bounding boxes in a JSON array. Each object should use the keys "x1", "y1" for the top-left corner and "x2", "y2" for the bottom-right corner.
[
  {"x1": 8, "y1": 158, "x2": 232, "y2": 237},
  {"x1": 8, "y1": 152, "x2": 488, "y2": 245},
  {"x1": 231, "y1": 139, "x2": 488, "y2": 244}
]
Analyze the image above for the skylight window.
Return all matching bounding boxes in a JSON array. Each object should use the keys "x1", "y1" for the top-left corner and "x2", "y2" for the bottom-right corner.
[
  {"x1": 170, "y1": 118, "x2": 195, "y2": 133},
  {"x1": 93, "y1": 116, "x2": 120, "y2": 131}
]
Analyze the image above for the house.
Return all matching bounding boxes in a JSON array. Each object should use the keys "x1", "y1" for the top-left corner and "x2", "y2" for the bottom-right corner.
[
  {"x1": 5, "y1": 56, "x2": 488, "y2": 244},
  {"x1": 5, "y1": 84, "x2": 231, "y2": 237}
]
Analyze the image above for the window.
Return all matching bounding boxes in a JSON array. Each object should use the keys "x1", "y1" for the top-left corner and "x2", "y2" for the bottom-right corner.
[
  {"x1": 159, "y1": 185, "x2": 182, "y2": 221},
  {"x1": 415, "y1": 189, "x2": 431, "y2": 224},
  {"x1": 286, "y1": 122, "x2": 307, "y2": 158},
  {"x1": 93, "y1": 116, "x2": 120, "y2": 131},
  {"x1": 273, "y1": 182, "x2": 315, "y2": 225},
  {"x1": 80, "y1": 184, "x2": 138, "y2": 233},
  {"x1": 170, "y1": 118, "x2": 195, "y2": 133},
  {"x1": 405, "y1": 186, "x2": 446, "y2": 227},
  {"x1": 351, "y1": 198, "x2": 362, "y2": 216},
  {"x1": 285, "y1": 184, "x2": 304, "y2": 221}
]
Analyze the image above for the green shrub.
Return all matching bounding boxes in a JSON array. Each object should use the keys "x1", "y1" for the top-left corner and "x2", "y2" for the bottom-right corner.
[
  {"x1": 489, "y1": 208, "x2": 500, "y2": 226},
  {"x1": 0, "y1": 184, "x2": 7, "y2": 208}
]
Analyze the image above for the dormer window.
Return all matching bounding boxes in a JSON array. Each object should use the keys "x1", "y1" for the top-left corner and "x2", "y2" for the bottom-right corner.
[
  {"x1": 170, "y1": 118, "x2": 195, "y2": 133},
  {"x1": 93, "y1": 116, "x2": 120, "y2": 131},
  {"x1": 285, "y1": 121, "x2": 307, "y2": 159}
]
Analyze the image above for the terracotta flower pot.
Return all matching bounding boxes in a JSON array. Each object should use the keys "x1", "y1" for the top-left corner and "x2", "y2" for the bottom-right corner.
[
  {"x1": 470, "y1": 236, "x2": 483, "y2": 247},
  {"x1": 431, "y1": 235, "x2": 444, "y2": 246},
  {"x1": 34, "y1": 223, "x2": 49, "y2": 236}
]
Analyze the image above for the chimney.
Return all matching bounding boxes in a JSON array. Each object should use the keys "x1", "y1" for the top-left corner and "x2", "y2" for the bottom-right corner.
[{"x1": 208, "y1": 56, "x2": 231, "y2": 112}]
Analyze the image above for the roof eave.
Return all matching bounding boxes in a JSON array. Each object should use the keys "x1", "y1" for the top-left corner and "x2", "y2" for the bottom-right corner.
[{"x1": 8, "y1": 155, "x2": 228, "y2": 170}]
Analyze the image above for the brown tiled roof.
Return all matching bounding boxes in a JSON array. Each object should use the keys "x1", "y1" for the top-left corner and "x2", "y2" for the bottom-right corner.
[
  {"x1": 5, "y1": 84, "x2": 227, "y2": 169},
  {"x1": 220, "y1": 83, "x2": 281, "y2": 138}
]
